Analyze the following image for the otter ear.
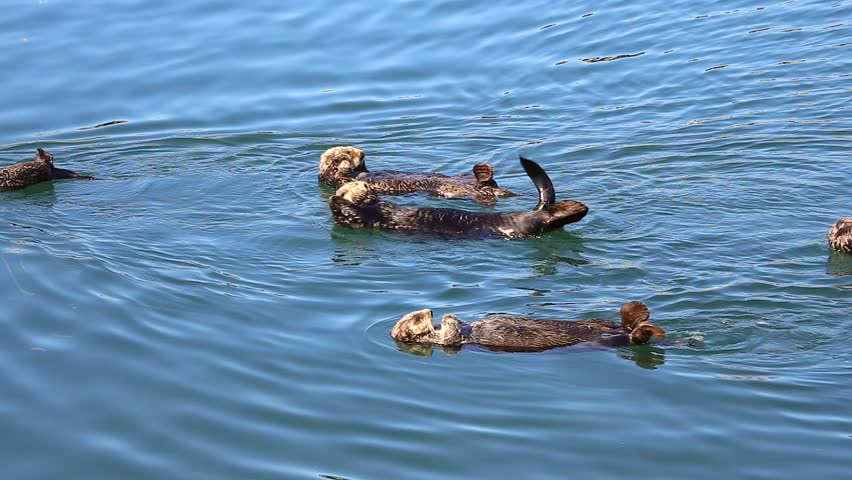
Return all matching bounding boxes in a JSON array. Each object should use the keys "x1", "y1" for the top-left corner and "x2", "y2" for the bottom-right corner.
[{"x1": 630, "y1": 323, "x2": 666, "y2": 345}]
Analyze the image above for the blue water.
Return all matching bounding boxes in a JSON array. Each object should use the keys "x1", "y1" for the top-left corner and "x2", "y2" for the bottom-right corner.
[{"x1": 2, "y1": 1, "x2": 851, "y2": 479}]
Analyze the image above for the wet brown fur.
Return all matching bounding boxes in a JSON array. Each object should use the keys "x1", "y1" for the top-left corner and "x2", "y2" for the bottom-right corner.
[
  {"x1": 328, "y1": 157, "x2": 588, "y2": 238},
  {"x1": 318, "y1": 146, "x2": 516, "y2": 205},
  {"x1": 391, "y1": 301, "x2": 666, "y2": 352},
  {"x1": 828, "y1": 217, "x2": 852, "y2": 254},
  {"x1": 0, "y1": 148, "x2": 94, "y2": 191}
]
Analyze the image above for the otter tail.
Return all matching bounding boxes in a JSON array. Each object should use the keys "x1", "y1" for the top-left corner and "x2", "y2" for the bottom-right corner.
[{"x1": 520, "y1": 156, "x2": 555, "y2": 211}]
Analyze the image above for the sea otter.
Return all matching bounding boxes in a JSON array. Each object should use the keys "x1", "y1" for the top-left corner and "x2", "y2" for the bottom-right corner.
[
  {"x1": 318, "y1": 146, "x2": 516, "y2": 205},
  {"x1": 391, "y1": 301, "x2": 666, "y2": 352},
  {"x1": 828, "y1": 217, "x2": 852, "y2": 254},
  {"x1": 0, "y1": 148, "x2": 94, "y2": 191},
  {"x1": 328, "y1": 156, "x2": 588, "y2": 238}
]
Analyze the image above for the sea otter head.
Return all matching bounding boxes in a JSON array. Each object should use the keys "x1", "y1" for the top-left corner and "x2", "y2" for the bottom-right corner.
[
  {"x1": 35, "y1": 148, "x2": 54, "y2": 167},
  {"x1": 334, "y1": 181, "x2": 377, "y2": 205},
  {"x1": 828, "y1": 217, "x2": 852, "y2": 254},
  {"x1": 318, "y1": 146, "x2": 367, "y2": 187},
  {"x1": 391, "y1": 309, "x2": 436, "y2": 343},
  {"x1": 619, "y1": 301, "x2": 666, "y2": 345},
  {"x1": 391, "y1": 310, "x2": 465, "y2": 345},
  {"x1": 328, "y1": 181, "x2": 382, "y2": 228}
]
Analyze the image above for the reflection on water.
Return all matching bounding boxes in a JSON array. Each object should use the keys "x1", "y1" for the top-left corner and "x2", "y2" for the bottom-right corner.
[
  {"x1": 523, "y1": 233, "x2": 590, "y2": 277},
  {"x1": 394, "y1": 340, "x2": 461, "y2": 357},
  {"x1": 394, "y1": 333, "x2": 687, "y2": 370},
  {"x1": 826, "y1": 252, "x2": 852, "y2": 278},
  {"x1": 617, "y1": 344, "x2": 667, "y2": 369},
  {"x1": 396, "y1": 337, "x2": 672, "y2": 369}
]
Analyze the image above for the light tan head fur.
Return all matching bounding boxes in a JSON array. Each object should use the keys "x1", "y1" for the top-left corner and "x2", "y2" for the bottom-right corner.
[
  {"x1": 391, "y1": 310, "x2": 465, "y2": 345},
  {"x1": 391, "y1": 309, "x2": 435, "y2": 342},
  {"x1": 318, "y1": 146, "x2": 366, "y2": 184},
  {"x1": 333, "y1": 181, "x2": 376, "y2": 205}
]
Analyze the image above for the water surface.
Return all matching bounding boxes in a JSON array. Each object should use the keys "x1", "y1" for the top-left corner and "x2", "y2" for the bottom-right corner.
[{"x1": 1, "y1": 1, "x2": 851, "y2": 479}]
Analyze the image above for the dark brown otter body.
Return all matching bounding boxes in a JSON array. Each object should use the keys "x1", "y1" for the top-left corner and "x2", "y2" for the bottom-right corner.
[
  {"x1": 391, "y1": 301, "x2": 666, "y2": 352},
  {"x1": 828, "y1": 217, "x2": 852, "y2": 254},
  {"x1": 328, "y1": 157, "x2": 588, "y2": 238},
  {"x1": 0, "y1": 148, "x2": 94, "y2": 191},
  {"x1": 318, "y1": 146, "x2": 516, "y2": 205}
]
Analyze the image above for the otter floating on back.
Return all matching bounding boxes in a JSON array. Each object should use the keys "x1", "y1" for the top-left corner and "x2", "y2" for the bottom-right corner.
[
  {"x1": 828, "y1": 218, "x2": 852, "y2": 254},
  {"x1": 0, "y1": 148, "x2": 94, "y2": 191},
  {"x1": 318, "y1": 146, "x2": 517, "y2": 205},
  {"x1": 328, "y1": 156, "x2": 588, "y2": 238},
  {"x1": 391, "y1": 301, "x2": 666, "y2": 353}
]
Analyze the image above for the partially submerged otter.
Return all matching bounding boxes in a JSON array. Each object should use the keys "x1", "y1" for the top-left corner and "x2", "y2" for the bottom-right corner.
[
  {"x1": 391, "y1": 301, "x2": 666, "y2": 353},
  {"x1": 0, "y1": 148, "x2": 94, "y2": 191},
  {"x1": 318, "y1": 146, "x2": 516, "y2": 205},
  {"x1": 328, "y1": 156, "x2": 588, "y2": 238},
  {"x1": 828, "y1": 218, "x2": 852, "y2": 254}
]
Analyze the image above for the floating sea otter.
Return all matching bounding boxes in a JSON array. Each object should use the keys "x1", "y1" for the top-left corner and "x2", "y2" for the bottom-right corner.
[
  {"x1": 328, "y1": 156, "x2": 588, "y2": 238},
  {"x1": 318, "y1": 146, "x2": 516, "y2": 205},
  {"x1": 828, "y1": 218, "x2": 852, "y2": 254},
  {"x1": 391, "y1": 301, "x2": 666, "y2": 353},
  {"x1": 0, "y1": 148, "x2": 94, "y2": 191}
]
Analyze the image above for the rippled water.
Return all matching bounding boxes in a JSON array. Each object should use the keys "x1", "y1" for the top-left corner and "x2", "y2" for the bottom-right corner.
[{"x1": 2, "y1": 1, "x2": 851, "y2": 479}]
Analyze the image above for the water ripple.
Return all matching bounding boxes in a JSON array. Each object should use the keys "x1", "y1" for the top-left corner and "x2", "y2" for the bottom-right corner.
[{"x1": 1, "y1": 0, "x2": 851, "y2": 479}]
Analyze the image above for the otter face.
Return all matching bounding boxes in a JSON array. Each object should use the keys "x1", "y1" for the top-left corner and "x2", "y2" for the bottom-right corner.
[
  {"x1": 391, "y1": 309, "x2": 436, "y2": 342},
  {"x1": 318, "y1": 146, "x2": 367, "y2": 186},
  {"x1": 328, "y1": 181, "x2": 381, "y2": 229},
  {"x1": 333, "y1": 181, "x2": 376, "y2": 205}
]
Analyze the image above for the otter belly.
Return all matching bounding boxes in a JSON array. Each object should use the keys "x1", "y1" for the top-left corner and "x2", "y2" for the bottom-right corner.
[{"x1": 465, "y1": 317, "x2": 622, "y2": 351}]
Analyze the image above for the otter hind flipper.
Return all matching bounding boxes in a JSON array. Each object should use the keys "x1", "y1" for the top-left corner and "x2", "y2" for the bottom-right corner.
[
  {"x1": 472, "y1": 162, "x2": 496, "y2": 186},
  {"x1": 519, "y1": 156, "x2": 555, "y2": 210},
  {"x1": 620, "y1": 301, "x2": 651, "y2": 331},
  {"x1": 629, "y1": 323, "x2": 666, "y2": 345}
]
